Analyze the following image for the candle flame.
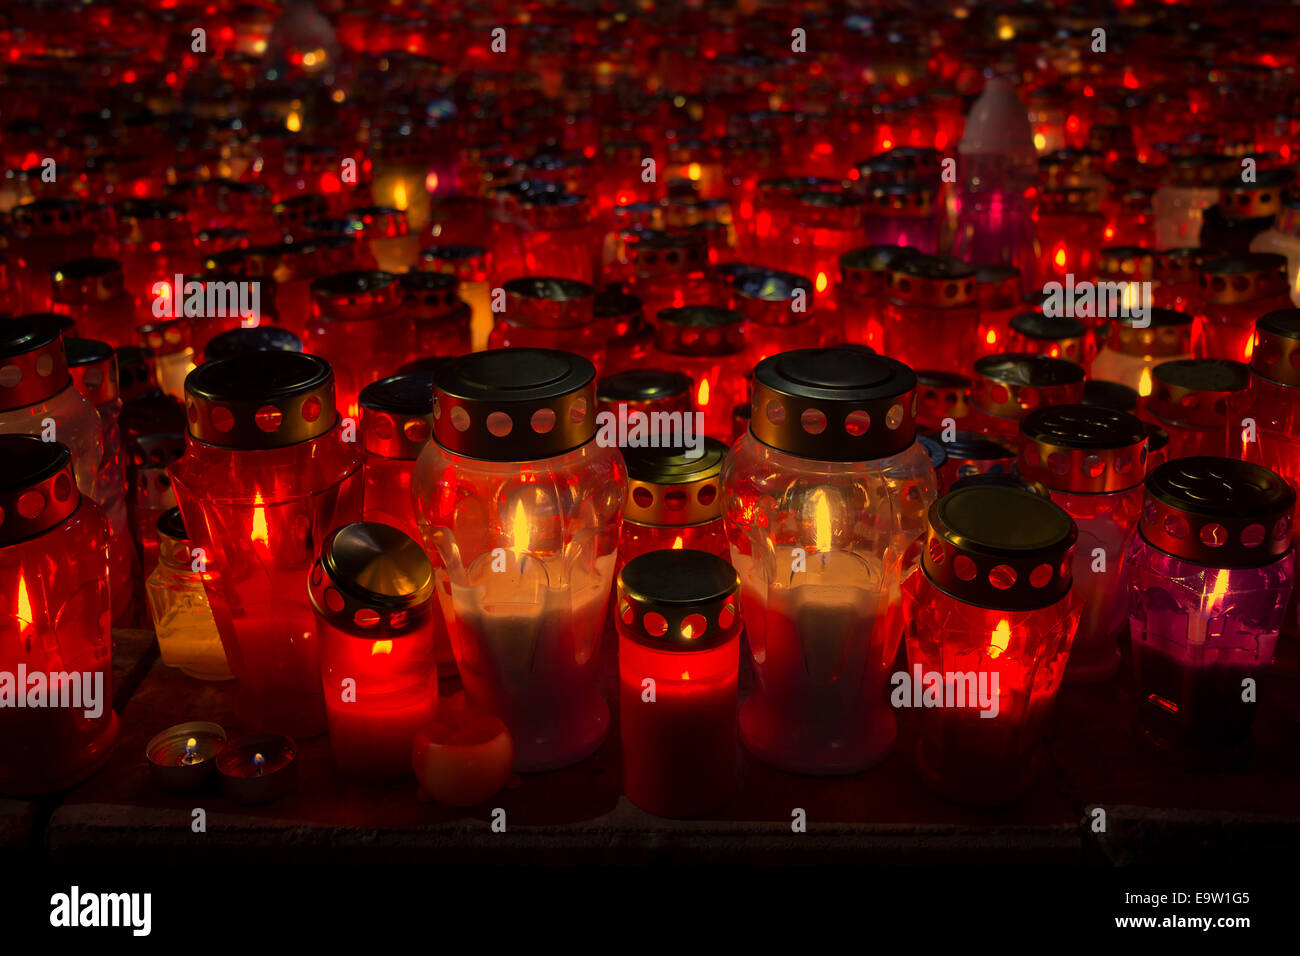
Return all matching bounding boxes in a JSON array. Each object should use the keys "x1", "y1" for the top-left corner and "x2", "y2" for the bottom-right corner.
[
  {"x1": 671, "y1": 536, "x2": 684, "y2": 550},
  {"x1": 253, "y1": 752, "x2": 265, "y2": 775},
  {"x1": 186, "y1": 737, "x2": 197, "y2": 753},
  {"x1": 687, "y1": 162, "x2": 702, "y2": 181},
  {"x1": 985, "y1": 328, "x2": 998, "y2": 346},
  {"x1": 511, "y1": 498, "x2": 530, "y2": 555},
  {"x1": 1208, "y1": 567, "x2": 1231, "y2": 610},
  {"x1": 1034, "y1": 133, "x2": 1047, "y2": 152},
  {"x1": 1053, "y1": 246, "x2": 1067, "y2": 269},
  {"x1": 372, "y1": 640, "x2": 393, "y2": 656},
  {"x1": 1137, "y1": 366, "x2": 1153, "y2": 398},
  {"x1": 989, "y1": 618, "x2": 1011, "y2": 659},
  {"x1": 812, "y1": 489, "x2": 833, "y2": 553},
  {"x1": 1243, "y1": 334, "x2": 1254, "y2": 362},
  {"x1": 393, "y1": 181, "x2": 408, "y2": 210},
  {"x1": 250, "y1": 491, "x2": 269, "y2": 547},
  {"x1": 16, "y1": 572, "x2": 32, "y2": 626},
  {"x1": 815, "y1": 271, "x2": 828, "y2": 293},
  {"x1": 697, "y1": 379, "x2": 709, "y2": 407},
  {"x1": 285, "y1": 110, "x2": 301, "y2": 133}
]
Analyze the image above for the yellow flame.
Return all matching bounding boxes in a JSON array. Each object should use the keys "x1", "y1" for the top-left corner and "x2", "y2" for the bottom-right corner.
[
  {"x1": 985, "y1": 329, "x2": 998, "y2": 346},
  {"x1": 371, "y1": 640, "x2": 393, "y2": 656},
  {"x1": 680, "y1": 670, "x2": 692, "y2": 680},
  {"x1": 1054, "y1": 246, "x2": 1067, "y2": 269},
  {"x1": 812, "y1": 490, "x2": 833, "y2": 553},
  {"x1": 697, "y1": 379, "x2": 710, "y2": 407},
  {"x1": 815, "y1": 271, "x2": 829, "y2": 293},
  {"x1": 997, "y1": 24, "x2": 1015, "y2": 40},
  {"x1": 687, "y1": 162, "x2": 702, "y2": 181},
  {"x1": 511, "y1": 498, "x2": 530, "y2": 555},
  {"x1": 1137, "y1": 366, "x2": 1153, "y2": 398},
  {"x1": 1208, "y1": 567, "x2": 1231, "y2": 610},
  {"x1": 1034, "y1": 132, "x2": 1047, "y2": 151},
  {"x1": 250, "y1": 491, "x2": 269, "y2": 547},
  {"x1": 393, "y1": 181, "x2": 408, "y2": 210},
  {"x1": 989, "y1": 618, "x2": 1011, "y2": 659},
  {"x1": 16, "y1": 573, "x2": 32, "y2": 627},
  {"x1": 671, "y1": 536, "x2": 684, "y2": 550},
  {"x1": 1243, "y1": 335, "x2": 1254, "y2": 362},
  {"x1": 1121, "y1": 282, "x2": 1140, "y2": 313},
  {"x1": 285, "y1": 111, "x2": 301, "y2": 133}
]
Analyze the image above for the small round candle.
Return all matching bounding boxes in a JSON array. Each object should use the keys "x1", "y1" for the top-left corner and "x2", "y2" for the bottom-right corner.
[
  {"x1": 146, "y1": 721, "x2": 228, "y2": 792},
  {"x1": 216, "y1": 734, "x2": 297, "y2": 804}
]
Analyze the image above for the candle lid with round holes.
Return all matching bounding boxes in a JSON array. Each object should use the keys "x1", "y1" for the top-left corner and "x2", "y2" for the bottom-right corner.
[
  {"x1": 923, "y1": 429, "x2": 1017, "y2": 476},
  {"x1": 1139, "y1": 457, "x2": 1295, "y2": 568},
  {"x1": 839, "y1": 245, "x2": 920, "y2": 298},
  {"x1": 1199, "y1": 253, "x2": 1289, "y2": 305},
  {"x1": 359, "y1": 373, "x2": 434, "y2": 460},
  {"x1": 750, "y1": 347, "x2": 916, "y2": 461},
  {"x1": 203, "y1": 325, "x2": 302, "y2": 364},
  {"x1": 922, "y1": 484, "x2": 1078, "y2": 611},
  {"x1": 346, "y1": 205, "x2": 409, "y2": 239},
  {"x1": 1099, "y1": 245, "x2": 1157, "y2": 281},
  {"x1": 310, "y1": 270, "x2": 402, "y2": 320},
  {"x1": 885, "y1": 254, "x2": 977, "y2": 309},
  {"x1": 1019, "y1": 405, "x2": 1148, "y2": 493},
  {"x1": 655, "y1": 305, "x2": 745, "y2": 355},
  {"x1": 617, "y1": 549, "x2": 740, "y2": 651},
  {"x1": 1149, "y1": 358, "x2": 1249, "y2": 427},
  {"x1": 49, "y1": 257, "x2": 127, "y2": 305},
  {"x1": 597, "y1": 369, "x2": 692, "y2": 410},
  {"x1": 418, "y1": 244, "x2": 490, "y2": 282},
  {"x1": 10, "y1": 198, "x2": 91, "y2": 237},
  {"x1": 1249, "y1": 309, "x2": 1300, "y2": 388},
  {"x1": 793, "y1": 190, "x2": 864, "y2": 229},
  {"x1": 622, "y1": 437, "x2": 728, "y2": 527},
  {"x1": 309, "y1": 522, "x2": 435, "y2": 638},
  {"x1": 502, "y1": 277, "x2": 595, "y2": 329},
  {"x1": 399, "y1": 269, "x2": 465, "y2": 321},
  {"x1": 432, "y1": 347, "x2": 597, "y2": 460},
  {"x1": 1155, "y1": 246, "x2": 1227, "y2": 284},
  {"x1": 865, "y1": 181, "x2": 937, "y2": 218},
  {"x1": 0, "y1": 314, "x2": 73, "y2": 410},
  {"x1": 65, "y1": 338, "x2": 118, "y2": 407},
  {"x1": 0, "y1": 435, "x2": 80, "y2": 545},
  {"x1": 975, "y1": 264, "x2": 1022, "y2": 311},
  {"x1": 971, "y1": 353, "x2": 1086, "y2": 419},
  {"x1": 620, "y1": 230, "x2": 709, "y2": 278},
  {"x1": 184, "y1": 350, "x2": 337, "y2": 449},
  {"x1": 1102, "y1": 307, "x2": 1193, "y2": 356},
  {"x1": 914, "y1": 369, "x2": 971, "y2": 421},
  {"x1": 732, "y1": 269, "x2": 816, "y2": 326}
]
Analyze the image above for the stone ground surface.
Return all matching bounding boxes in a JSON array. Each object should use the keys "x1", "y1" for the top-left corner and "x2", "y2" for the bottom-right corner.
[{"x1": 6, "y1": 626, "x2": 1299, "y2": 865}]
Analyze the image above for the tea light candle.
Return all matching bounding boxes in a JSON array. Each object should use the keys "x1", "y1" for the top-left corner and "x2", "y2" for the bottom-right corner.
[
  {"x1": 217, "y1": 733, "x2": 297, "y2": 804},
  {"x1": 412, "y1": 697, "x2": 513, "y2": 807},
  {"x1": 146, "y1": 721, "x2": 228, "y2": 792}
]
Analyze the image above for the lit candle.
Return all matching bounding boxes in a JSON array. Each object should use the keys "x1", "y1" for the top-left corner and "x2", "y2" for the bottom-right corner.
[
  {"x1": 146, "y1": 721, "x2": 227, "y2": 792},
  {"x1": 216, "y1": 733, "x2": 297, "y2": 804}
]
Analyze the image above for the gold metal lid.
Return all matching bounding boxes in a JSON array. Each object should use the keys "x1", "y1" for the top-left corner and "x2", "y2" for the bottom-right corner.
[
  {"x1": 309, "y1": 522, "x2": 435, "y2": 638},
  {"x1": 0, "y1": 315, "x2": 73, "y2": 410},
  {"x1": 346, "y1": 205, "x2": 409, "y2": 239},
  {"x1": 1198, "y1": 253, "x2": 1289, "y2": 305},
  {"x1": 183, "y1": 351, "x2": 338, "y2": 449},
  {"x1": 838, "y1": 245, "x2": 921, "y2": 298},
  {"x1": 502, "y1": 277, "x2": 595, "y2": 329},
  {"x1": 885, "y1": 255, "x2": 977, "y2": 308},
  {"x1": 597, "y1": 369, "x2": 693, "y2": 413},
  {"x1": 1008, "y1": 312, "x2": 1093, "y2": 365},
  {"x1": 654, "y1": 305, "x2": 745, "y2": 355},
  {"x1": 1149, "y1": 358, "x2": 1249, "y2": 428},
  {"x1": 417, "y1": 244, "x2": 490, "y2": 283},
  {"x1": 793, "y1": 190, "x2": 864, "y2": 229},
  {"x1": 1018, "y1": 404, "x2": 1148, "y2": 493},
  {"x1": 1104, "y1": 308, "x2": 1193, "y2": 356},
  {"x1": 975, "y1": 265, "x2": 1022, "y2": 312},
  {"x1": 399, "y1": 270, "x2": 466, "y2": 322},
  {"x1": 310, "y1": 270, "x2": 402, "y2": 320},
  {"x1": 622, "y1": 437, "x2": 728, "y2": 527},
  {"x1": 865, "y1": 181, "x2": 936, "y2": 218},
  {"x1": 732, "y1": 269, "x2": 816, "y2": 326},
  {"x1": 1162, "y1": 153, "x2": 1237, "y2": 188},
  {"x1": 971, "y1": 353, "x2": 1086, "y2": 419},
  {"x1": 0, "y1": 434, "x2": 80, "y2": 546},
  {"x1": 1249, "y1": 309, "x2": 1300, "y2": 388},
  {"x1": 358, "y1": 373, "x2": 434, "y2": 460},
  {"x1": 65, "y1": 338, "x2": 118, "y2": 407},
  {"x1": 616, "y1": 549, "x2": 741, "y2": 651},
  {"x1": 1099, "y1": 245, "x2": 1157, "y2": 281},
  {"x1": 1038, "y1": 185, "x2": 1102, "y2": 214},
  {"x1": 914, "y1": 370, "x2": 972, "y2": 424},
  {"x1": 617, "y1": 229, "x2": 709, "y2": 278},
  {"x1": 1155, "y1": 246, "x2": 1228, "y2": 285},
  {"x1": 431, "y1": 348, "x2": 597, "y2": 461},
  {"x1": 1217, "y1": 168, "x2": 1294, "y2": 220}
]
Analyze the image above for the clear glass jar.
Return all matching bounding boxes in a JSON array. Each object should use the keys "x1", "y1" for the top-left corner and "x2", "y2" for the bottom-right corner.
[
  {"x1": 413, "y1": 349, "x2": 626, "y2": 771},
  {"x1": 146, "y1": 508, "x2": 231, "y2": 681},
  {"x1": 722, "y1": 348, "x2": 937, "y2": 774}
]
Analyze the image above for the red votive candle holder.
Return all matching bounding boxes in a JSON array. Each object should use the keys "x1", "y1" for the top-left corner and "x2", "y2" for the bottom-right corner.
[
  {"x1": 310, "y1": 522, "x2": 439, "y2": 777},
  {"x1": 974, "y1": 265, "x2": 1025, "y2": 358},
  {"x1": 1018, "y1": 404, "x2": 1148, "y2": 683},
  {"x1": 609, "y1": 230, "x2": 713, "y2": 322},
  {"x1": 619, "y1": 438, "x2": 729, "y2": 568},
  {"x1": 862, "y1": 181, "x2": 942, "y2": 254},
  {"x1": 650, "y1": 306, "x2": 748, "y2": 441},
  {"x1": 598, "y1": 290, "x2": 654, "y2": 376},
  {"x1": 596, "y1": 369, "x2": 694, "y2": 422},
  {"x1": 400, "y1": 270, "x2": 472, "y2": 360},
  {"x1": 836, "y1": 245, "x2": 919, "y2": 350},
  {"x1": 1194, "y1": 253, "x2": 1291, "y2": 364},
  {"x1": 49, "y1": 257, "x2": 137, "y2": 347},
  {"x1": 904, "y1": 484, "x2": 1081, "y2": 806},
  {"x1": 9, "y1": 200, "x2": 98, "y2": 312},
  {"x1": 489, "y1": 277, "x2": 606, "y2": 373},
  {"x1": 1145, "y1": 358, "x2": 1249, "y2": 460},
  {"x1": 492, "y1": 189, "x2": 597, "y2": 285},
  {"x1": 1153, "y1": 247, "x2": 1227, "y2": 314},
  {"x1": 881, "y1": 255, "x2": 978, "y2": 375},
  {"x1": 1035, "y1": 186, "x2": 1106, "y2": 284},
  {"x1": 923, "y1": 430, "x2": 1019, "y2": 495},
  {"x1": 1199, "y1": 170, "x2": 1293, "y2": 256},
  {"x1": 1007, "y1": 311, "x2": 1096, "y2": 371},
  {"x1": 1092, "y1": 308, "x2": 1194, "y2": 400},
  {"x1": 730, "y1": 268, "x2": 824, "y2": 371},
  {"x1": 169, "y1": 351, "x2": 364, "y2": 737},
  {"x1": 617, "y1": 549, "x2": 740, "y2": 817},
  {"x1": 0, "y1": 435, "x2": 118, "y2": 796},
  {"x1": 913, "y1": 370, "x2": 972, "y2": 434},
  {"x1": 969, "y1": 352, "x2": 1086, "y2": 449}
]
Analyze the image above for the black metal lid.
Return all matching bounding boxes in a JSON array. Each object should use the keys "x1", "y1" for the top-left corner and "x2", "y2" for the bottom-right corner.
[
  {"x1": 617, "y1": 549, "x2": 741, "y2": 651},
  {"x1": 358, "y1": 372, "x2": 435, "y2": 460},
  {"x1": 922, "y1": 484, "x2": 1078, "y2": 611},
  {"x1": 502, "y1": 277, "x2": 595, "y2": 329},
  {"x1": 971, "y1": 352, "x2": 1086, "y2": 419},
  {"x1": 156, "y1": 506, "x2": 187, "y2": 541},
  {"x1": 184, "y1": 351, "x2": 337, "y2": 449},
  {"x1": 1019, "y1": 405, "x2": 1148, "y2": 493},
  {"x1": 750, "y1": 347, "x2": 917, "y2": 461},
  {"x1": 1149, "y1": 358, "x2": 1249, "y2": 428},
  {"x1": 597, "y1": 369, "x2": 692, "y2": 406},
  {"x1": 203, "y1": 326, "x2": 303, "y2": 364},
  {"x1": 1139, "y1": 457, "x2": 1294, "y2": 568},
  {"x1": 1010, "y1": 310, "x2": 1087, "y2": 341},
  {"x1": 431, "y1": 348, "x2": 597, "y2": 461},
  {"x1": 0, "y1": 434, "x2": 79, "y2": 545},
  {"x1": 309, "y1": 269, "x2": 401, "y2": 319},
  {"x1": 309, "y1": 522, "x2": 435, "y2": 638},
  {"x1": 1082, "y1": 379, "x2": 1138, "y2": 413}
]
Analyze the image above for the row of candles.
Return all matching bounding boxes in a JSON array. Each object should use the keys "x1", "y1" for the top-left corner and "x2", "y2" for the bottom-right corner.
[{"x1": 4, "y1": 0, "x2": 1300, "y2": 813}]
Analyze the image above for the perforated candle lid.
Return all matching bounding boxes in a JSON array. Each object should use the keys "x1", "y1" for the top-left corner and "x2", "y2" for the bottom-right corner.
[
  {"x1": 0, "y1": 434, "x2": 79, "y2": 545},
  {"x1": 418, "y1": 244, "x2": 490, "y2": 282},
  {"x1": 0, "y1": 314, "x2": 73, "y2": 410},
  {"x1": 971, "y1": 353, "x2": 1086, "y2": 419},
  {"x1": 751, "y1": 347, "x2": 917, "y2": 461},
  {"x1": 597, "y1": 369, "x2": 692, "y2": 409},
  {"x1": 359, "y1": 373, "x2": 434, "y2": 460},
  {"x1": 432, "y1": 348, "x2": 597, "y2": 461},
  {"x1": 617, "y1": 549, "x2": 740, "y2": 651},
  {"x1": 1140, "y1": 457, "x2": 1295, "y2": 568},
  {"x1": 309, "y1": 522, "x2": 434, "y2": 638},
  {"x1": 839, "y1": 245, "x2": 920, "y2": 297},
  {"x1": 1019, "y1": 404, "x2": 1148, "y2": 493},
  {"x1": 65, "y1": 338, "x2": 118, "y2": 406},
  {"x1": 1249, "y1": 309, "x2": 1300, "y2": 387},
  {"x1": 184, "y1": 351, "x2": 337, "y2": 449},
  {"x1": 975, "y1": 264, "x2": 1022, "y2": 311},
  {"x1": 1149, "y1": 358, "x2": 1249, "y2": 427},
  {"x1": 1199, "y1": 253, "x2": 1289, "y2": 305},
  {"x1": 655, "y1": 305, "x2": 745, "y2": 355},
  {"x1": 502, "y1": 277, "x2": 595, "y2": 329},
  {"x1": 399, "y1": 269, "x2": 464, "y2": 321},
  {"x1": 622, "y1": 437, "x2": 728, "y2": 527},
  {"x1": 203, "y1": 325, "x2": 302, "y2": 364},
  {"x1": 1155, "y1": 246, "x2": 1227, "y2": 284},
  {"x1": 1082, "y1": 379, "x2": 1139, "y2": 413},
  {"x1": 49, "y1": 257, "x2": 126, "y2": 304},
  {"x1": 1099, "y1": 246, "x2": 1156, "y2": 281},
  {"x1": 310, "y1": 270, "x2": 402, "y2": 320},
  {"x1": 885, "y1": 254, "x2": 977, "y2": 308},
  {"x1": 733, "y1": 269, "x2": 816, "y2": 326},
  {"x1": 922, "y1": 484, "x2": 1078, "y2": 611}
]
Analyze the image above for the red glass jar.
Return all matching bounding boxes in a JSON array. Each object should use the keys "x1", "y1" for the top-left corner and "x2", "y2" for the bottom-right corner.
[
  {"x1": 492, "y1": 189, "x2": 597, "y2": 285},
  {"x1": 412, "y1": 349, "x2": 626, "y2": 771},
  {"x1": 1018, "y1": 405, "x2": 1148, "y2": 683},
  {"x1": 1199, "y1": 170, "x2": 1293, "y2": 256},
  {"x1": 346, "y1": 205, "x2": 417, "y2": 274},
  {"x1": 974, "y1": 265, "x2": 1024, "y2": 357},
  {"x1": 1154, "y1": 247, "x2": 1227, "y2": 314},
  {"x1": 609, "y1": 230, "x2": 713, "y2": 321},
  {"x1": 8, "y1": 200, "x2": 98, "y2": 312},
  {"x1": 881, "y1": 255, "x2": 978, "y2": 375},
  {"x1": 104, "y1": 199, "x2": 192, "y2": 308},
  {"x1": 303, "y1": 270, "x2": 411, "y2": 422},
  {"x1": 1146, "y1": 358, "x2": 1249, "y2": 460},
  {"x1": 310, "y1": 522, "x2": 439, "y2": 777},
  {"x1": 787, "y1": 191, "x2": 867, "y2": 315},
  {"x1": 619, "y1": 438, "x2": 729, "y2": 568},
  {"x1": 1035, "y1": 186, "x2": 1105, "y2": 284},
  {"x1": 617, "y1": 549, "x2": 740, "y2": 817},
  {"x1": 750, "y1": 176, "x2": 841, "y2": 265},
  {"x1": 969, "y1": 353, "x2": 1086, "y2": 448},
  {"x1": 836, "y1": 245, "x2": 918, "y2": 350},
  {"x1": 417, "y1": 244, "x2": 493, "y2": 350},
  {"x1": 400, "y1": 270, "x2": 471, "y2": 360},
  {"x1": 1194, "y1": 253, "x2": 1291, "y2": 364},
  {"x1": 924, "y1": 430, "x2": 1019, "y2": 495},
  {"x1": 913, "y1": 370, "x2": 973, "y2": 434},
  {"x1": 1126, "y1": 457, "x2": 1294, "y2": 764},
  {"x1": 596, "y1": 369, "x2": 694, "y2": 423},
  {"x1": 862, "y1": 182, "x2": 942, "y2": 254},
  {"x1": 1093, "y1": 308, "x2": 1195, "y2": 400},
  {"x1": 0, "y1": 435, "x2": 118, "y2": 796},
  {"x1": 1007, "y1": 311, "x2": 1096, "y2": 370},
  {"x1": 169, "y1": 351, "x2": 364, "y2": 737},
  {"x1": 179, "y1": 274, "x2": 279, "y2": 360},
  {"x1": 721, "y1": 348, "x2": 938, "y2": 774},
  {"x1": 650, "y1": 306, "x2": 748, "y2": 441},
  {"x1": 489, "y1": 277, "x2": 607, "y2": 373},
  {"x1": 597, "y1": 290, "x2": 654, "y2": 375},
  {"x1": 903, "y1": 484, "x2": 1081, "y2": 806},
  {"x1": 49, "y1": 257, "x2": 137, "y2": 347},
  {"x1": 66, "y1": 339, "x2": 136, "y2": 626},
  {"x1": 732, "y1": 268, "x2": 823, "y2": 372}
]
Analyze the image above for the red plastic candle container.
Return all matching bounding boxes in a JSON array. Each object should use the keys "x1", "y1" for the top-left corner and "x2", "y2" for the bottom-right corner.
[
  {"x1": 862, "y1": 182, "x2": 942, "y2": 254},
  {"x1": 619, "y1": 438, "x2": 729, "y2": 568},
  {"x1": 1146, "y1": 358, "x2": 1249, "y2": 460},
  {"x1": 650, "y1": 306, "x2": 748, "y2": 440},
  {"x1": 1194, "y1": 254, "x2": 1291, "y2": 364},
  {"x1": 969, "y1": 353, "x2": 1086, "y2": 449},
  {"x1": 346, "y1": 205, "x2": 417, "y2": 274},
  {"x1": 8, "y1": 200, "x2": 98, "y2": 312},
  {"x1": 880, "y1": 255, "x2": 978, "y2": 375},
  {"x1": 974, "y1": 265, "x2": 1025, "y2": 357},
  {"x1": 609, "y1": 230, "x2": 713, "y2": 322},
  {"x1": 597, "y1": 290, "x2": 654, "y2": 376},
  {"x1": 617, "y1": 549, "x2": 740, "y2": 817},
  {"x1": 310, "y1": 522, "x2": 439, "y2": 777},
  {"x1": 492, "y1": 190, "x2": 597, "y2": 285},
  {"x1": 913, "y1": 370, "x2": 972, "y2": 434},
  {"x1": 924, "y1": 430, "x2": 1018, "y2": 495},
  {"x1": 1199, "y1": 170, "x2": 1293, "y2": 256},
  {"x1": 836, "y1": 245, "x2": 918, "y2": 350},
  {"x1": 400, "y1": 270, "x2": 471, "y2": 359},
  {"x1": 1126, "y1": 458, "x2": 1294, "y2": 764},
  {"x1": 596, "y1": 369, "x2": 694, "y2": 423},
  {"x1": 1093, "y1": 308, "x2": 1195, "y2": 400},
  {"x1": 1018, "y1": 405, "x2": 1148, "y2": 683},
  {"x1": 303, "y1": 270, "x2": 411, "y2": 422},
  {"x1": 1007, "y1": 312, "x2": 1096, "y2": 370},
  {"x1": 66, "y1": 339, "x2": 136, "y2": 626},
  {"x1": 750, "y1": 176, "x2": 841, "y2": 264},
  {"x1": 412, "y1": 349, "x2": 626, "y2": 771},
  {"x1": 489, "y1": 277, "x2": 606, "y2": 373},
  {"x1": 721, "y1": 348, "x2": 938, "y2": 774},
  {"x1": 787, "y1": 192, "x2": 867, "y2": 309},
  {"x1": 49, "y1": 258, "x2": 137, "y2": 347},
  {"x1": 903, "y1": 484, "x2": 1081, "y2": 806},
  {"x1": 731, "y1": 268, "x2": 823, "y2": 371},
  {"x1": 416, "y1": 244, "x2": 493, "y2": 350},
  {"x1": 1035, "y1": 186, "x2": 1105, "y2": 284},
  {"x1": 1154, "y1": 247, "x2": 1227, "y2": 314},
  {"x1": 169, "y1": 352, "x2": 364, "y2": 737},
  {"x1": 0, "y1": 435, "x2": 118, "y2": 796},
  {"x1": 104, "y1": 200, "x2": 192, "y2": 307}
]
